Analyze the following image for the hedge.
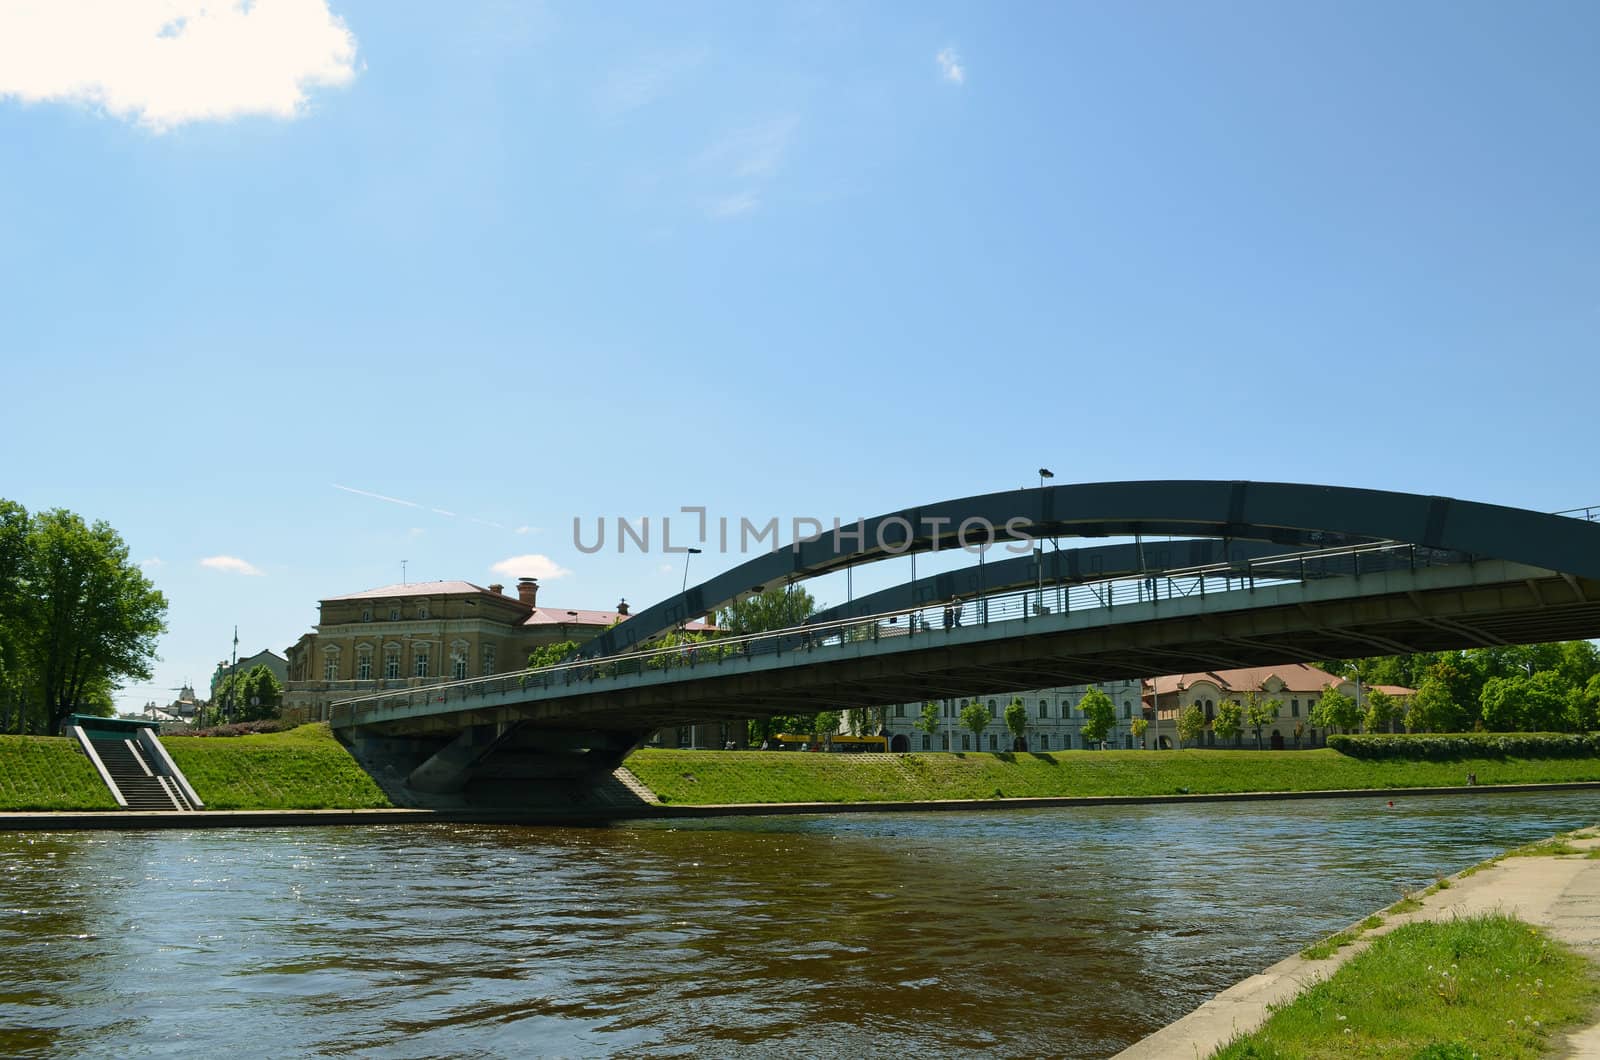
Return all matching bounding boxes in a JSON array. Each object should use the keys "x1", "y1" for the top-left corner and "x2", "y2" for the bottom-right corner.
[{"x1": 1327, "y1": 732, "x2": 1600, "y2": 760}]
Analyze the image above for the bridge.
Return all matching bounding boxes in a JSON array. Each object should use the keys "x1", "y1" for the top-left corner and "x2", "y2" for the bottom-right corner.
[{"x1": 330, "y1": 481, "x2": 1600, "y2": 805}]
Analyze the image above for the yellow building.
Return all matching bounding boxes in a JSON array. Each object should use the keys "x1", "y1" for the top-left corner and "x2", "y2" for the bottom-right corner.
[
  {"x1": 1145, "y1": 663, "x2": 1413, "y2": 749},
  {"x1": 284, "y1": 577, "x2": 712, "y2": 722}
]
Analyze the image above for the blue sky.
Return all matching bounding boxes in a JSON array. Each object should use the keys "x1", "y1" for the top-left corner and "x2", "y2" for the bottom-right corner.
[{"x1": 1, "y1": 1, "x2": 1596, "y2": 712}]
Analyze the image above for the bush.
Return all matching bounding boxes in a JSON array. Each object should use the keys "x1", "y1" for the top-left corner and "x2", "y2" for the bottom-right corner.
[
  {"x1": 1328, "y1": 732, "x2": 1600, "y2": 760},
  {"x1": 182, "y1": 718, "x2": 295, "y2": 738}
]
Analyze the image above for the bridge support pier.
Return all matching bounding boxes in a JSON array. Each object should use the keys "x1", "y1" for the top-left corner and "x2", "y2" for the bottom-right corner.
[{"x1": 406, "y1": 722, "x2": 521, "y2": 794}]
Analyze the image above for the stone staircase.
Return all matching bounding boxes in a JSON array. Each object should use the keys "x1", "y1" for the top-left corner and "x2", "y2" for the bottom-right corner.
[{"x1": 90, "y1": 737, "x2": 192, "y2": 811}]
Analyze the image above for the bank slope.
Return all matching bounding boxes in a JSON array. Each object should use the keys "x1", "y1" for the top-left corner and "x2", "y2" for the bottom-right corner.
[
  {"x1": 624, "y1": 748, "x2": 1600, "y2": 805},
  {"x1": 164, "y1": 724, "x2": 391, "y2": 810},
  {"x1": 0, "y1": 736, "x2": 119, "y2": 810}
]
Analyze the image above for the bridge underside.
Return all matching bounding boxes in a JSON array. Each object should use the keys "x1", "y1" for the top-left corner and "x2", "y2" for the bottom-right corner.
[{"x1": 348, "y1": 569, "x2": 1600, "y2": 802}]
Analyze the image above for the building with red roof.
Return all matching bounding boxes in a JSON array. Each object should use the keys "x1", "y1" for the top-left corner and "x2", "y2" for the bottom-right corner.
[{"x1": 284, "y1": 577, "x2": 716, "y2": 723}]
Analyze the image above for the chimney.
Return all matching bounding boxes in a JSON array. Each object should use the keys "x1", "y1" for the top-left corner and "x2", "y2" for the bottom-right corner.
[
  {"x1": 488, "y1": 583, "x2": 504, "y2": 596},
  {"x1": 617, "y1": 598, "x2": 630, "y2": 616},
  {"x1": 517, "y1": 577, "x2": 539, "y2": 606}
]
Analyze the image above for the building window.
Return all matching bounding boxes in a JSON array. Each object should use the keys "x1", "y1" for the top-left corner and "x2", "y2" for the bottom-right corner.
[
  {"x1": 1291, "y1": 699, "x2": 1300, "y2": 717},
  {"x1": 323, "y1": 655, "x2": 339, "y2": 681},
  {"x1": 389, "y1": 607, "x2": 400, "y2": 621},
  {"x1": 357, "y1": 653, "x2": 372, "y2": 681},
  {"x1": 1040, "y1": 734, "x2": 1050, "y2": 750},
  {"x1": 414, "y1": 650, "x2": 430, "y2": 678},
  {"x1": 988, "y1": 698, "x2": 997, "y2": 718},
  {"x1": 1123, "y1": 700, "x2": 1132, "y2": 718},
  {"x1": 483, "y1": 645, "x2": 496, "y2": 674},
  {"x1": 361, "y1": 608, "x2": 372, "y2": 623},
  {"x1": 895, "y1": 704, "x2": 906, "y2": 718},
  {"x1": 419, "y1": 604, "x2": 430, "y2": 620},
  {"x1": 452, "y1": 653, "x2": 468, "y2": 680},
  {"x1": 988, "y1": 733, "x2": 998, "y2": 750},
  {"x1": 1038, "y1": 699, "x2": 1049, "y2": 718},
  {"x1": 921, "y1": 734, "x2": 930, "y2": 750},
  {"x1": 941, "y1": 733, "x2": 950, "y2": 750},
  {"x1": 961, "y1": 734, "x2": 971, "y2": 750},
  {"x1": 384, "y1": 649, "x2": 400, "y2": 679}
]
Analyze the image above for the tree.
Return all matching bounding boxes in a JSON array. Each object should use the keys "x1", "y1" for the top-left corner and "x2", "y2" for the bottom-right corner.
[
  {"x1": 811, "y1": 710, "x2": 841, "y2": 744},
  {"x1": 1212, "y1": 699, "x2": 1243, "y2": 745},
  {"x1": 1176, "y1": 704, "x2": 1206, "y2": 748},
  {"x1": 1363, "y1": 688, "x2": 1401, "y2": 734},
  {"x1": 914, "y1": 702, "x2": 941, "y2": 746},
  {"x1": 1078, "y1": 686, "x2": 1116, "y2": 749},
  {"x1": 1408, "y1": 674, "x2": 1463, "y2": 733},
  {"x1": 528, "y1": 640, "x2": 580, "y2": 669},
  {"x1": 959, "y1": 699, "x2": 990, "y2": 751},
  {"x1": 1311, "y1": 685, "x2": 1361, "y2": 735},
  {"x1": 16, "y1": 508, "x2": 167, "y2": 734},
  {"x1": 717, "y1": 585, "x2": 816, "y2": 635},
  {"x1": 1004, "y1": 697, "x2": 1028, "y2": 748},
  {"x1": 1480, "y1": 672, "x2": 1566, "y2": 732},
  {"x1": 1243, "y1": 693, "x2": 1279, "y2": 750},
  {"x1": 1130, "y1": 716, "x2": 1149, "y2": 748}
]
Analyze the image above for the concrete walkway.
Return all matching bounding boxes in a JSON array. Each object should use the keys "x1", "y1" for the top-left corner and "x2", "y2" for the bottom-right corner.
[{"x1": 1115, "y1": 826, "x2": 1600, "y2": 1059}]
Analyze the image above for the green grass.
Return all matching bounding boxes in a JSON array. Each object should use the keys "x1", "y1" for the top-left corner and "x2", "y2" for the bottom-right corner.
[
  {"x1": 623, "y1": 747, "x2": 1600, "y2": 805},
  {"x1": 0, "y1": 735, "x2": 119, "y2": 810},
  {"x1": 1214, "y1": 915, "x2": 1599, "y2": 1059},
  {"x1": 164, "y1": 723, "x2": 390, "y2": 809}
]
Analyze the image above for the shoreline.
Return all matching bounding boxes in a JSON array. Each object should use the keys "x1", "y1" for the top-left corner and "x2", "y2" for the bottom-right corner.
[
  {"x1": 1113, "y1": 823, "x2": 1600, "y2": 1058},
  {"x1": 6, "y1": 778, "x2": 1600, "y2": 831}
]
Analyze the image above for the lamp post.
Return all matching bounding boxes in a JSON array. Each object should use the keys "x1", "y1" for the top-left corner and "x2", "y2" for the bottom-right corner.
[
  {"x1": 1037, "y1": 468, "x2": 1054, "y2": 615},
  {"x1": 681, "y1": 547, "x2": 703, "y2": 595}
]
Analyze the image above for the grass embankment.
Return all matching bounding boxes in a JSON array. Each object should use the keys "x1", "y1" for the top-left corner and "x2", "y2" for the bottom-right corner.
[
  {"x1": 1214, "y1": 914, "x2": 1599, "y2": 1059},
  {"x1": 624, "y1": 748, "x2": 1600, "y2": 805},
  {"x1": 164, "y1": 723, "x2": 390, "y2": 809},
  {"x1": 0, "y1": 735, "x2": 119, "y2": 810}
]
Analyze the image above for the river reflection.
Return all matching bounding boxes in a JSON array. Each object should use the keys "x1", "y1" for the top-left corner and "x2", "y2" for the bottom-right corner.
[{"x1": 5, "y1": 791, "x2": 1600, "y2": 1057}]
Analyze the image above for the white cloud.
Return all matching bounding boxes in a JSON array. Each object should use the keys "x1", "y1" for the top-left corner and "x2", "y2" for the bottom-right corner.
[
  {"x1": 657, "y1": 563, "x2": 674, "y2": 575},
  {"x1": 596, "y1": 47, "x2": 708, "y2": 115},
  {"x1": 0, "y1": 1, "x2": 360, "y2": 132},
  {"x1": 201, "y1": 555, "x2": 264, "y2": 576},
  {"x1": 937, "y1": 47, "x2": 966, "y2": 85},
  {"x1": 139, "y1": 557, "x2": 164, "y2": 569},
  {"x1": 514, "y1": 525, "x2": 543, "y2": 535},
  {"x1": 490, "y1": 554, "x2": 572, "y2": 580},
  {"x1": 707, "y1": 191, "x2": 759, "y2": 218}
]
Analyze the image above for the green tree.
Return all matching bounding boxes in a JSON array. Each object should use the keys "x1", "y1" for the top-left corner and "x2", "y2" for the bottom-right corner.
[
  {"x1": 528, "y1": 639, "x2": 580, "y2": 670},
  {"x1": 1004, "y1": 697, "x2": 1028, "y2": 749},
  {"x1": 1078, "y1": 686, "x2": 1116, "y2": 749},
  {"x1": 237, "y1": 665, "x2": 284, "y2": 722},
  {"x1": 1130, "y1": 715, "x2": 1149, "y2": 748},
  {"x1": 1311, "y1": 685, "x2": 1361, "y2": 735},
  {"x1": 812, "y1": 710, "x2": 841, "y2": 745},
  {"x1": 1243, "y1": 693, "x2": 1279, "y2": 750},
  {"x1": 717, "y1": 585, "x2": 817, "y2": 635},
  {"x1": 1480, "y1": 672, "x2": 1567, "y2": 732},
  {"x1": 1176, "y1": 704, "x2": 1206, "y2": 748},
  {"x1": 18, "y1": 508, "x2": 167, "y2": 734},
  {"x1": 1363, "y1": 688, "x2": 1401, "y2": 734},
  {"x1": 914, "y1": 701, "x2": 941, "y2": 744},
  {"x1": 1212, "y1": 699, "x2": 1243, "y2": 745},
  {"x1": 1408, "y1": 674, "x2": 1464, "y2": 733},
  {"x1": 959, "y1": 699, "x2": 990, "y2": 751}
]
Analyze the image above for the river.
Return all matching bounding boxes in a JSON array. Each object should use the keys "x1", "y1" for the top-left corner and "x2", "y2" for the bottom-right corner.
[{"x1": 5, "y1": 791, "x2": 1600, "y2": 1057}]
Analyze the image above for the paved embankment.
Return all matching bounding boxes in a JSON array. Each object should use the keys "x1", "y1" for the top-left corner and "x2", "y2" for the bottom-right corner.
[
  {"x1": 9, "y1": 780, "x2": 1600, "y2": 830},
  {"x1": 1115, "y1": 826, "x2": 1600, "y2": 1059}
]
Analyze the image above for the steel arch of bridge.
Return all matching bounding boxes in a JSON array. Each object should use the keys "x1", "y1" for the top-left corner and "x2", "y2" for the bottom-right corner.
[{"x1": 580, "y1": 480, "x2": 1600, "y2": 659}]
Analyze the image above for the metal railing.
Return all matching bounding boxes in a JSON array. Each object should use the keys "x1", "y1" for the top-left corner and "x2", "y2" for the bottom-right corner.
[
  {"x1": 1555, "y1": 505, "x2": 1600, "y2": 523},
  {"x1": 330, "y1": 539, "x2": 1453, "y2": 728}
]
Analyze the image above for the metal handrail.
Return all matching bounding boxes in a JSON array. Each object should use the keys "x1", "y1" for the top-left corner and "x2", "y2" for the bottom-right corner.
[{"x1": 330, "y1": 538, "x2": 1449, "y2": 726}]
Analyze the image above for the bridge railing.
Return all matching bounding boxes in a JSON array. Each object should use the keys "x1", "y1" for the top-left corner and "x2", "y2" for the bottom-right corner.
[{"x1": 329, "y1": 539, "x2": 1460, "y2": 728}]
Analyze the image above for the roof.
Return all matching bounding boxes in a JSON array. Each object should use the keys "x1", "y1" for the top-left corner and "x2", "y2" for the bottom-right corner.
[
  {"x1": 1148, "y1": 663, "x2": 1347, "y2": 697},
  {"x1": 523, "y1": 607, "x2": 717, "y2": 631},
  {"x1": 323, "y1": 580, "x2": 500, "y2": 602},
  {"x1": 1371, "y1": 683, "x2": 1417, "y2": 697}
]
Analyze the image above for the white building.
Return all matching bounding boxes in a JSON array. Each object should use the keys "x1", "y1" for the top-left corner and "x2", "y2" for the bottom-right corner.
[{"x1": 881, "y1": 680, "x2": 1148, "y2": 753}]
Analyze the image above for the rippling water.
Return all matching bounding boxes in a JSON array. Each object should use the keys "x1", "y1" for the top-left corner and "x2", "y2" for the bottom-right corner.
[{"x1": 5, "y1": 791, "x2": 1600, "y2": 1057}]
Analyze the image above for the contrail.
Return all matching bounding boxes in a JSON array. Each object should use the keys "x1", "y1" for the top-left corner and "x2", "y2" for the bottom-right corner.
[
  {"x1": 333, "y1": 483, "x2": 421, "y2": 509},
  {"x1": 334, "y1": 484, "x2": 511, "y2": 531}
]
